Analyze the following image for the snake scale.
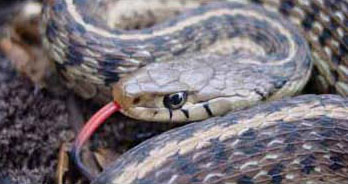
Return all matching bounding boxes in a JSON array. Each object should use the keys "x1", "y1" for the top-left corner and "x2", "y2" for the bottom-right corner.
[{"x1": 37, "y1": 0, "x2": 348, "y2": 183}]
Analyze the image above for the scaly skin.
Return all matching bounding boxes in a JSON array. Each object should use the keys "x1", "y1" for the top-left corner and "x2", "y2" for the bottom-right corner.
[{"x1": 93, "y1": 95, "x2": 348, "y2": 184}]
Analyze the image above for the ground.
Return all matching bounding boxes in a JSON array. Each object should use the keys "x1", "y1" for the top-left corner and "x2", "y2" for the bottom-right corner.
[
  {"x1": 0, "y1": 54, "x2": 69, "y2": 183},
  {"x1": 0, "y1": 54, "x2": 176, "y2": 183}
]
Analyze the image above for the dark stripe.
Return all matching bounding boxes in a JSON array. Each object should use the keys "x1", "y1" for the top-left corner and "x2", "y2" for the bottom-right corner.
[
  {"x1": 101, "y1": 70, "x2": 120, "y2": 85},
  {"x1": 254, "y1": 88, "x2": 266, "y2": 100},
  {"x1": 237, "y1": 175, "x2": 254, "y2": 184},
  {"x1": 268, "y1": 164, "x2": 284, "y2": 184},
  {"x1": 181, "y1": 109, "x2": 189, "y2": 119},
  {"x1": 300, "y1": 155, "x2": 316, "y2": 174},
  {"x1": 52, "y1": 1, "x2": 67, "y2": 12},
  {"x1": 210, "y1": 138, "x2": 228, "y2": 162},
  {"x1": 169, "y1": 109, "x2": 173, "y2": 120},
  {"x1": 45, "y1": 20, "x2": 58, "y2": 43},
  {"x1": 318, "y1": 28, "x2": 331, "y2": 46},
  {"x1": 203, "y1": 103, "x2": 213, "y2": 117},
  {"x1": 329, "y1": 156, "x2": 344, "y2": 171}
]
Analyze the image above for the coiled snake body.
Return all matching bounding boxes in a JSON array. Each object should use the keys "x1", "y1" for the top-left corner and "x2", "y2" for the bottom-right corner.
[
  {"x1": 39, "y1": 0, "x2": 348, "y2": 183},
  {"x1": 94, "y1": 94, "x2": 348, "y2": 184}
]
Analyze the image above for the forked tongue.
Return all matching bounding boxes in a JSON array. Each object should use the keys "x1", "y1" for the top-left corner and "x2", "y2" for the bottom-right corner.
[{"x1": 70, "y1": 101, "x2": 121, "y2": 180}]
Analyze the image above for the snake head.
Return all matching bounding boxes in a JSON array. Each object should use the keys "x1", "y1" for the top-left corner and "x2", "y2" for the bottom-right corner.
[{"x1": 112, "y1": 54, "x2": 302, "y2": 123}]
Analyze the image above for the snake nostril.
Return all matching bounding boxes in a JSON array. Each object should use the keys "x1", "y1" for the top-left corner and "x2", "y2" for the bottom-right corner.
[
  {"x1": 153, "y1": 111, "x2": 158, "y2": 116},
  {"x1": 133, "y1": 97, "x2": 141, "y2": 104}
]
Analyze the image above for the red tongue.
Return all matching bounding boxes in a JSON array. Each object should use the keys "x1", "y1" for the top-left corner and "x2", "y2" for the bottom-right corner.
[
  {"x1": 71, "y1": 101, "x2": 121, "y2": 180},
  {"x1": 74, "y1": 101, "x2": 121, "y2": 149}
]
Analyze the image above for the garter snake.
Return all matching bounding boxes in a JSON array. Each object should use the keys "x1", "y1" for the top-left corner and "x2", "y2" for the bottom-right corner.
[{"x1": 38, "y1": 0, "x2": 348, "y2": 183}]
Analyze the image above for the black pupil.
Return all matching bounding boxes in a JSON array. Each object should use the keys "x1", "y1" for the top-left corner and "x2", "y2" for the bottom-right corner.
[
  {"x1": 170, "y1": 94, "x2": 183, "y2": 105},
  {"x1": 164, "y1": 92, "x2": 187, "y2": 109}
]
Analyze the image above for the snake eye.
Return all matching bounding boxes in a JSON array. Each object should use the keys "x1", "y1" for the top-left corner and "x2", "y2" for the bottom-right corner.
[{"x1": 163, "y1": 92, "x2": 187, "y2": 110}]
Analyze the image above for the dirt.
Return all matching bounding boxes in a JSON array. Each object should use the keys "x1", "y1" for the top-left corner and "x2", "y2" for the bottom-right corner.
[{"x1": 0, "y1": 54, "x2": 69, "y2": 184}]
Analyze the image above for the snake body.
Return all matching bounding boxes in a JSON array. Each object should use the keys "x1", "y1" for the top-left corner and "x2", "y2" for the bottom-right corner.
[
  {"x1": 39, "y1": 0, "x2": 348, "y2": 183},
  {"x1": 93, "y1": 94, "x2": 348, "y2": 184}
]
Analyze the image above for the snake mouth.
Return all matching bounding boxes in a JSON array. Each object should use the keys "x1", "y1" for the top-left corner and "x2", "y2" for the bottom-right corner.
[
  {"x1": 71, "y1": 101, "x2": 121, "y2": 180},
  {"x1": 119, "y1": 95, "x2": 263, "y2": 123}
]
